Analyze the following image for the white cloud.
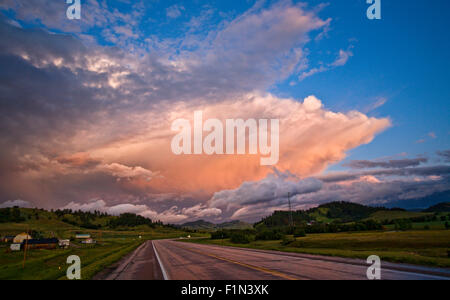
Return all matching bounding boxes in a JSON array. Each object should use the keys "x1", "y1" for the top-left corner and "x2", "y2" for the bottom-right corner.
[
  {"x1": 182, "y1": 204, "x2": 222, "y2": 218},
  {"x1": 166, "y1": 5, "x2": 184, "y2": 19},
  {"x1": 0, "y1": 199, "x2": 33, "y2": 208},
  {"x1": 60, "y1": 199, "x2": 220, "y2": 224},
  {"x1": 364, "y1": 97, "x2": 388, "y2": 113},
  {"x1": 331, "y1": 49, "x2": 353, "y2": 67},
  {"x1": 298, "y1": 48, "x2": 353, "y2": 82},
  {"x1": 98, "y1": 163, "x2": 158, "y2": 181}
]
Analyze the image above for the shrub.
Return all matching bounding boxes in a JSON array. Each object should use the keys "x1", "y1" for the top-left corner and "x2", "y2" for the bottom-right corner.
[
  {"x1": 394, "y1": 220, "x2": 412, "y2": 231},
  {"x1": 230, "y1": 232, "x2": 254, "y2": 244},
  {"x1": 293, "y1": 228, "x2": 306, "y2": 238},
  {"x1": 281, "y1": 236, "x2": 295, "y2": 246},
  {"x1": 211, "y1": 230, "x2": 230, "y2": 240},
  {"x1": 255, "y1": 229, "x2": 283, "y2": 241}
]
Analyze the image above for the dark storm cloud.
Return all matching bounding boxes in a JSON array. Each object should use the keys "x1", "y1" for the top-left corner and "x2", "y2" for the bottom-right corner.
[
  {"x1": 295, "y1": 176, "x2": 450, "y2": 209},
  {"x1": 437, "y1": 150, "x2": 450, "y2": 163},
  {"x1": 319, "y1": 165, "x2": 450, "y2": 183},
  {"x1": 344, "y1": 157, "x2": 428, "y2": 169}
]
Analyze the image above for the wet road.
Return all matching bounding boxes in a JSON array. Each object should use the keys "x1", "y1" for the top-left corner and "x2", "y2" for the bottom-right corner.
[{"x1": 108, "y1": 239, "x2": 450, "y2": 280}]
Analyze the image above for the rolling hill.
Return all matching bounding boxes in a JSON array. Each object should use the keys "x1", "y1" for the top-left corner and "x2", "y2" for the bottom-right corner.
[
  {"x1": 424, "y1": 202, "x2": 450, "y2": 213},
  {"x1": 180, "y1": 220, "x2": 253, "y2": 230},
  {"x1": 255, "y1": 201, "x2": 448, "y2": 228}
]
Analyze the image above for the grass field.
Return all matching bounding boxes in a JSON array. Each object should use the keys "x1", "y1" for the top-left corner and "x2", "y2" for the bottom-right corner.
[
  {"x1": 183, "y1": 230, "x2": 450, "y2": 268},
  {"x1": 365, "y1": 211, "x2": 433, "y2": 222},
  {"x1": 383, "y1": 220, "x2": 448, "y2": 230}
]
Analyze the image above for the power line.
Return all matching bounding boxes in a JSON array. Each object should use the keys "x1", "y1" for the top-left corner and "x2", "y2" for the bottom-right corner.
[{"x1": 288, "y1": 192, "x2": 293, "y2": 227}]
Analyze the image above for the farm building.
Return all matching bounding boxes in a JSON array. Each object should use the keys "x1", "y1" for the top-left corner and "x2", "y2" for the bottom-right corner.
[
  {"x1": 81, "y1": 238, "x2": 96, "y2": 244},
  {"x1": 10, "y1": 244, "x2": 21, "y2": 251},
  {"x1": 21, "y1": 238, "x2": 59, "y2": 250},
  {"x1": 75, "y1": 234, "x2": 91, "y2": 239},
  {"x1": 13, "y1": 233, "x2": 32, "y2": 244},
  {"x1": 59, "y1": 239, "x2": 70, "y2": 248},
  {"x1": 2, "y1": 236, "x2": 15, "y2": 243}
]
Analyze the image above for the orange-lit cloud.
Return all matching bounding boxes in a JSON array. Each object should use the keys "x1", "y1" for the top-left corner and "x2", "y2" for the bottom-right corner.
[{"x1": 82, "y1": 94, "x2": 391, "y2": 195}]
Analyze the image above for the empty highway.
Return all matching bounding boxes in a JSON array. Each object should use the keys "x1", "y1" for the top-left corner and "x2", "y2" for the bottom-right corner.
[{"x1": 105, "y1": 239, "x2": 450, "y2": 280}]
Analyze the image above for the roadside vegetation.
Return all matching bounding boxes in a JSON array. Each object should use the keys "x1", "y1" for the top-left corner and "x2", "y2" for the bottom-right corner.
[
  {"x1": 185, "y1": 230, "x2": 450, "y2": 268},
  {"x1": 182, "y1": 201, "x2": 450, "y2": 268}
]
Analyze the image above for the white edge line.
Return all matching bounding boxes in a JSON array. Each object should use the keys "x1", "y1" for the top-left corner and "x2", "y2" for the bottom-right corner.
[{"x1": 153, "y1": 241, "x2": 169, "y2": 280}]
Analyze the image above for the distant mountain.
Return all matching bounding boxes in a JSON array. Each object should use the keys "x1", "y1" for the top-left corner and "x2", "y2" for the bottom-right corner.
[
  {"x1": 383, "y1": 190, "x2": 450, "y2": 210},
  {"x1": 216, "y1": 220, "x2": 253, "y2": 230},
  {"x1": 180, "y1": 220, "x2": 252, "y2": 230},
  {"x1": 180, "y1": 220, "x2": 215, "y2": 230},
  {"x1": 423, "y1": 202, "x2": 450, "y2": 213}
]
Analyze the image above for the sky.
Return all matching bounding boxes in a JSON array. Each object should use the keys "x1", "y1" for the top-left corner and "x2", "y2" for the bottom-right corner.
[{"x1": 0, "y1": 0, "x2": 449, "y2": 223}]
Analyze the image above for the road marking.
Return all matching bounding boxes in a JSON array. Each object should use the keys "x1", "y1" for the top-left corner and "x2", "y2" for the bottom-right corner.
[
  {"x1": 176, "y1": 243, "x2": 299, "y2": 280},
  {"x1": 153, "y1": 241, "x2": 169, "y2": 280}
]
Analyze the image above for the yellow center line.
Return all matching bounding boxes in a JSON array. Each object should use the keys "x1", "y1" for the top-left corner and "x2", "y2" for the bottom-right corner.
[{"x1": 175, "y1": 243, "x2": 299, "y2": 280}]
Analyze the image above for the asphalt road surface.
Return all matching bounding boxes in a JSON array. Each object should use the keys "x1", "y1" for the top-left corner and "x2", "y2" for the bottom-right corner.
[{"x1": 105, "y1": 239, "x2": 450, "y2": 280}]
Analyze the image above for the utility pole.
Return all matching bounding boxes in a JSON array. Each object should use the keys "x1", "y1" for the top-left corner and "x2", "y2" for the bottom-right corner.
[
  {"x1": 22, "y1": 227, "x2": 30, "y2": 269},
  {"x1": 288, "y1": 192, "x2": 294, "y2": 228}
]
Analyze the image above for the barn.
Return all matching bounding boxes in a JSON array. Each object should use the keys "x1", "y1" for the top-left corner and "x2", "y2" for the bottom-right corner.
[
  {"x1": 22, "y1": 238, "x2": 59, "y2": 250},
  {"x1": 13, "y1": 233, "x2": 32, "y2": 244}
]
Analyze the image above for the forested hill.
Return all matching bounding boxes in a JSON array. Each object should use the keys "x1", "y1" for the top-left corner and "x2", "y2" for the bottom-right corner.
[
  {"x1": 255, "y1": 201, "x2": 403, "y2": 227},
  {"x1": 0, "y1": 207, "x2": 171, "y2": 230}
]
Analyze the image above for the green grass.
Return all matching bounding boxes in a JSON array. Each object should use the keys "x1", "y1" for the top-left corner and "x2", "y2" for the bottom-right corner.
[
  {"x1": 384, "y1": 220, "x2": 449, "y2": 230},
  {"x1": 366, "y1": 211, "x2": 433, "y2": 222},
  {"x1": 182, "y1": 230, "x2": 450, "y2": 268},
  {"x1": 308, "y1": 207, "x2": 333, "y2": 223},
  {"x1": 0, "y1": 218, "x2": 79, "y2": 239}
]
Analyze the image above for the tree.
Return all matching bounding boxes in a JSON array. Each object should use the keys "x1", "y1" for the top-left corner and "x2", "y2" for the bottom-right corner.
[{"x1": 293, "y1": 227, "x2": 306, "y2": 238}]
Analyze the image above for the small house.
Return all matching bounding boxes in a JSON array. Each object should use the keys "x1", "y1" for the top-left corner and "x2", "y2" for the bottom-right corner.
[
  {"x1": 81, "y1": 238, "x2": 96, "y2": 244},
  {"x1": 10, "y1": 243, "x2": 21, "y2": 251},
  {"x1": 59, "y1": 239, "x2": 70, "y2": 249},
  {"x1": 13, "y1": 233, "x2": 32, "y2": 244},
  {"x1": 22, "y1": 238, "x2": 59, "y2": 250}
]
